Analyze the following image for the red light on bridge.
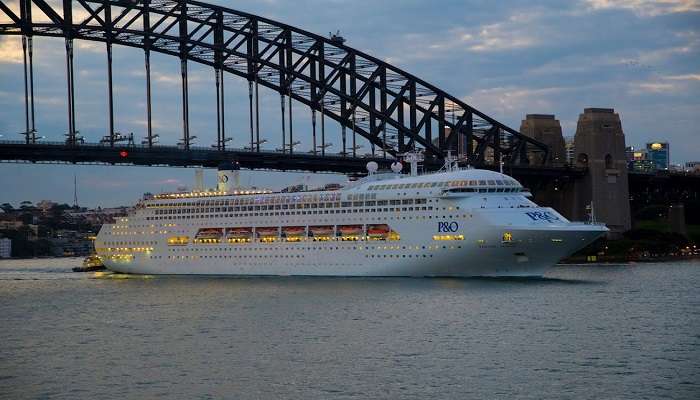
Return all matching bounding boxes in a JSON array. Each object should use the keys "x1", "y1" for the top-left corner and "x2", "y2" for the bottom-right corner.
[{"x1": 119, "y1": 150, "x2": 129, "y2": 158}]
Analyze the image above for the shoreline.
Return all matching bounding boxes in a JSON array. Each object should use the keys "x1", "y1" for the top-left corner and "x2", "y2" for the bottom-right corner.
[{"x1": 560, "y1": 254, "x2": 700, "y2": 264}]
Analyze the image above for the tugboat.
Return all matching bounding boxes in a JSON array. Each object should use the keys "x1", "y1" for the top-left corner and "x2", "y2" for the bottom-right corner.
[{"x1": 73, "y1": 255, "x2": 106, "y2": 272}]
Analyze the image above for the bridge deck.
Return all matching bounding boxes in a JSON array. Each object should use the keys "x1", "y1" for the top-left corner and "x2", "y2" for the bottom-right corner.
[{"x1": 0, "y1": 140, "x2": 584, "y2": 177}]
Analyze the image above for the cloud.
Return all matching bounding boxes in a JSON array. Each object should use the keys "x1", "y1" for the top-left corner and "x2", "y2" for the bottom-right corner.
[
  {"x1": 629, "y1": 81, "x2": 679, "y2": 93},
  {"x1": 419, "y1": 12, "x2": 543, "y2": 56},
  {"x1": 583, "y1": 0, "x2": 700, "y2": 16},
  {"x1": 464, "y1": 86, "x2": 574, "y2": 118},
  {"x1": 76, "y1": 41, "x2": 105, "y2": 53},
  {"x1": 0, "y1": 37, "x2": 23, "y2": 64},
  {"x1": 663, "y1": 73, "x2": 700, "y2": 80},
  {"x1": 627, "y1": 73, "x2": 700, "y2": 94}
]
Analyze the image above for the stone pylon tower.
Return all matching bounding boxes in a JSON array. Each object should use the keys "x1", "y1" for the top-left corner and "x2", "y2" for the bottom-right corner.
[
  {"x1": 519, "y1": 114, "x2": 567, "y2": 165},
  {"x1": 570, "y1": 108, "x2": 631, "y2": 236}
]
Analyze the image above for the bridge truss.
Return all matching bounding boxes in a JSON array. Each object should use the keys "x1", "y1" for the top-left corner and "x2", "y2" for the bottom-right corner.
[{"x1": 0, "y1": 0, "x2": 548, "y2": 171}]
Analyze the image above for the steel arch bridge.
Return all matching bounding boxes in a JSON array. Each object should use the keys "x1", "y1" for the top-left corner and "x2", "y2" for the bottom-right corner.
[{"x1": 0, "y1": 0, "x2": 548, "y2": 172}]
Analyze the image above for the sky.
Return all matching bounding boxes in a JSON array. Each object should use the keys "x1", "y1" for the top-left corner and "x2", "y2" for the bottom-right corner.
[{"x1": 0, "y1": 0, "x2": 699, "y2": 207}]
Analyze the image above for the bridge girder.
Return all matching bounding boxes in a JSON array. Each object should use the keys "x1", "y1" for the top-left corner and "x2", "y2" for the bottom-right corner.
[{"x1": 0, "y1": 0, "x2": 549, "y2": 166}]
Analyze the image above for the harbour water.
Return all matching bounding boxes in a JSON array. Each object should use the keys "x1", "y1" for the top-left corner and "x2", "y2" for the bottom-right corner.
[{"x1": 1, "y1": 259, "x2": 698, "y2": 399}]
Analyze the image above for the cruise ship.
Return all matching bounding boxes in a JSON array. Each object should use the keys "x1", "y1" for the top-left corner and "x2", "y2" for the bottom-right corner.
[{"x1": 95, "y1": 155, "x2": 608, "y2": 277}]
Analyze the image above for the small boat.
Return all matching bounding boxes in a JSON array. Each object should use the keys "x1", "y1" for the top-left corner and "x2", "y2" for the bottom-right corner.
[
  {"x1": 73, "y1": 255, "x2": 106, "y2": 272},
  {"x1": 196, "y1": 228, "x2": 224, "y2": 239},
  {"x1": 338, "y1": 225, "x2": 363, "y2": 236},
  {"x1": 226, "y1": 227, "x2": 253, "y2": 239},
  {"x1": 256, "y1": 227, "x2": 279, "y2": 237},
  {"x1": 282, "y1": 226, "x2": 306, "y2": 236},
  {"x1": 367, "y1": 224, "x2": 391, "y2": 239},
  {"x1": 309, "y1": 226, "x2": 334, "y2": 237}
]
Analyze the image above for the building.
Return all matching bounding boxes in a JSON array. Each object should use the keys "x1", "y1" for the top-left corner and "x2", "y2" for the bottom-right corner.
[
  {"x1": 685, "y1": 161, "x2": 700, "y2": 173},
  {"x1": 629, "y1": 159, "x2": 657, "y2": 173},
  {"x1": 48, "y1": 230, "x2": 94, "y2": 257},
  {"x1": 564, "y1": 136, "x2": 575, "y2": 165},
  {"x1": 0, "y1": 238, "x2": 11, "y2": 258},
  {"x1": 646, "y1": 142, "x2": 669, "y2": 170},
  {"x1": 625, "y1": 146, "x2": 647, "y2": 162}
]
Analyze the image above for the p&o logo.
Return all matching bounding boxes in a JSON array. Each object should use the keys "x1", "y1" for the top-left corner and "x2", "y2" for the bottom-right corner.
[
  {"x1": 438, "y1": 221, "x2": 459, "y2": 233},
  {"x1": 525, "y1": 211, "x2": 560, "y2": 223}
]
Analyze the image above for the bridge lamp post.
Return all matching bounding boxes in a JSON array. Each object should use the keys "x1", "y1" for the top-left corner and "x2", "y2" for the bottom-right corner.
[
  {"x1": 276, "y1": 140, "x2": 299, "y2": 153},
  {"x1": 317, "y1": 143, "x2": 333, "y2": 155},
  {"x1": 178, "y1": 136, "x2": 198, "y2": 149},
  {"x1": 212, "y1": 137, "x2": 232, "y2": 149},
  {"x1": 246, "y1": 139, "x2": 268, "y2": 151},
  {"x1": 142, "y1": 134, "x2": 160, "y2": 146}
]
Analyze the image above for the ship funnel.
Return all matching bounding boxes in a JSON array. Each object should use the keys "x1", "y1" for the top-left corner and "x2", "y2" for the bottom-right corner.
[{"x1": 217, "y1": 161, "x2": 240, "y2": 192}]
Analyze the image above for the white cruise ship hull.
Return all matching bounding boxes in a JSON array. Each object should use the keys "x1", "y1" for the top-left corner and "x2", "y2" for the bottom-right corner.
[
  {"x1": 99, "y1": 212, "x2": 606, "y2": 278},
  {"x1": 96, "y1": 168, "x2": 608, "y2": 278}
]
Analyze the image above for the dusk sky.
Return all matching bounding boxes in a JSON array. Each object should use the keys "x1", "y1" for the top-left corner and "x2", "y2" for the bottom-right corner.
[{"x1": 1, "y1": 0, "x2": 699, "y2": 207}]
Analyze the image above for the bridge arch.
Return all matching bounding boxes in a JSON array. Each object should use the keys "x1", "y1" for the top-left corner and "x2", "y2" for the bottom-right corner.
[{"x1": 0, "y1": 0, "x2": 548, "y2": 166}]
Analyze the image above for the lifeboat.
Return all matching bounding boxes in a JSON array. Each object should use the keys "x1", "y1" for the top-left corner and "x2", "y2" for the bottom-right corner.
[
  {"x1": 195, "y1": 228, "x2": 224, "y2": 239},
  {"x1": 282, "y1": 226, "x2": 306, "y2": 242},
  {"x1": 338, "y1": 225, "x2": 363, "y2": 236},
  {"x1": 226, "y1": 227, "x2": 252, "y2": 239},
  {"x1": 282, "y1": 226, "x2": 306, "y2": 236},
  {"x1": 309, "y1": 226, "x2": 334, "y2": 237},
  {"x1": 367, "y1": 224, "x2": 391, "y2": 239},
  {"x1": 256, "y1": 227, "x2": 279, "y2": 237}
]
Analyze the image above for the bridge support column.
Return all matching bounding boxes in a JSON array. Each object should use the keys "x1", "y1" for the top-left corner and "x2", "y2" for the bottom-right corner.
[
  {"x1": 180, "y1": 59, "x2": 190, "y2": 149},
  {"x1": 220, "y1": 69, "x2": 225, "y2": 150},
  {"x1": 22, "y1": 35, "x2": 29, "y2": 144},
  {"x1": 215, "y1": 68, "x2": 221, "y2": 150},
  {"x1": 288, "y1": 89, "x2": 293, "y2": 155},
  {"x1": 255, "y1": 78, "x2": 260, "y2": 152},
  {"x1": 145, "y1": 50, "x2": 153, "y2": 148},
  {"x1": 28, "y1": 36, "x2": 35, "y2": 143},
  {"x1": 107, "y1": 42, "x2": 115, "y2": 147},
  {"x1": 320, "y1": 105, "x2": 326, "y2": 156},
  {"x1": 280, "y1": 94, "x2": 286, "y2": 153},
  {"x1": 519, "y1": 114, "x2": 566, "y2": 165},
  {"x1": 64, "y1": 38, "x2": 76, "y2": 146},
  {"x1": 248, "y1": 81, "x2": 254, "y2": 151},
  {"x1": 312, "y1": 109, "x2": 317, "y2": 155},
  {"x1": 566, "y1": 108, "x2": 631, "y2": 237}
]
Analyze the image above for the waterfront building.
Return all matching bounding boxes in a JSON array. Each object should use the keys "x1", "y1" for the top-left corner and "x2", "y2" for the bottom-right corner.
[
  {"x1": 0, "y1": 238, "x2": 11, "y2": 258},
  {"x1": 646, "y1": 142, "x2": 669, "y2": 170}
]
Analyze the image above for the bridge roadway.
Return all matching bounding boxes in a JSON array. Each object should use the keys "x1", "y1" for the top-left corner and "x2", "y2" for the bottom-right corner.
[{"x1": 0, "y1": 140, "x2": 583, "y2": 178}]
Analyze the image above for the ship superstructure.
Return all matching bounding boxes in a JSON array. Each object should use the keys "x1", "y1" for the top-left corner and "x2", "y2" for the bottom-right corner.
[{"x1": 95, "y1": 159, "x2": 607, "y2": 277}]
